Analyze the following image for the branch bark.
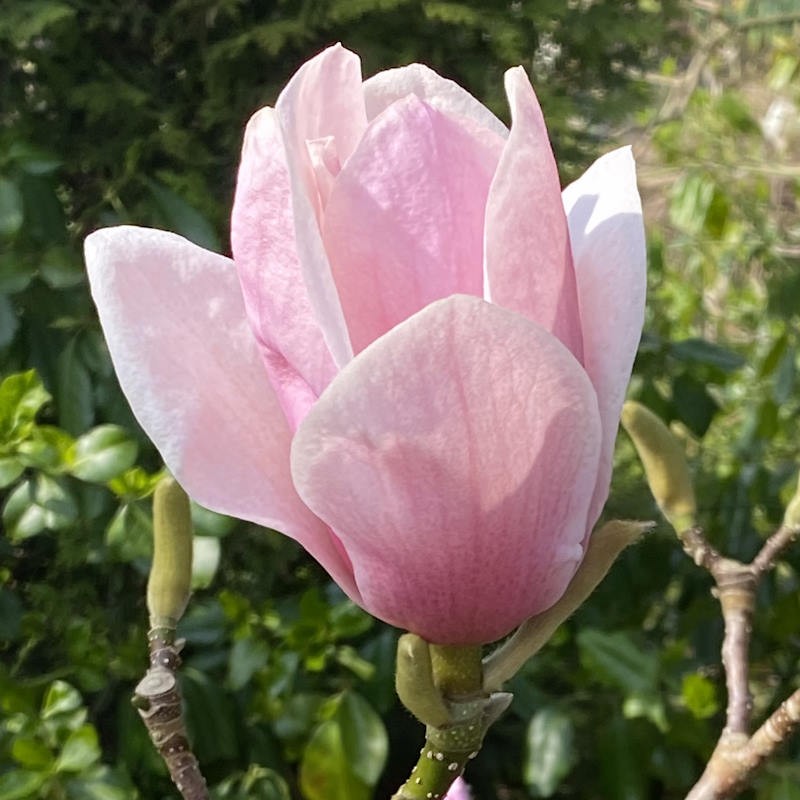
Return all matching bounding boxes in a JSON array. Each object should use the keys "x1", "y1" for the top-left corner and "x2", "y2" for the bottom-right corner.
[
  {"x1": 132, "y1": 627, "x2": 209, "y2": 800},
  {"x1": 681, "y1": 524, "x2": 800, "y2": 799}
]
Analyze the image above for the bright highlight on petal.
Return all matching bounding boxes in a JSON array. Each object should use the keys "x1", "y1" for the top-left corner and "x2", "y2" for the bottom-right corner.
[{"x1": 563, "y1": 146, "x2": 646, "y2": 527}]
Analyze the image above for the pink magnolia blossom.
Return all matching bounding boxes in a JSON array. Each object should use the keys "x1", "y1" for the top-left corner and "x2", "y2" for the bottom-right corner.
[
  {"x1": 445, "y1": 777, "x2": 472, "y2": 800},
  {"x1": 84, "y1": 44, "x2": 645, "y2": 645}
]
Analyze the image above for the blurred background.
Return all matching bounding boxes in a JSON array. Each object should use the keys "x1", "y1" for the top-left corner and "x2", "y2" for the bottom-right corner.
[{"x1": 1, "y1": 1, "x2": 799, "y2": 798}]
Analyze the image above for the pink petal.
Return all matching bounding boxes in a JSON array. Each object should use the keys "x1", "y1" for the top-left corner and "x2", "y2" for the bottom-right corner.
[
  {"x1": 84, "y1": 226, "x2": 360, "y2": 601},
  {"x1": 444, "y1": 778, "x2": 472, "y2": 800},
  {"x1": 275, "y1": 44, "x2": 369, "y2": 368},
  {"x1": 291, "y1": 295, "x2": 602, "y2": 645},
  {"x1": 562, "y1": 147, "x2": 646, "y2": 526},
  {"x1": 363, "y1": 62, "x2": 507, "y2": 138},
  {"x1": 484, "y1": 67, "x2": 583, "y2": 361},
  {"x1": 322, "y1": 96, "x2": 502, "y2": 354},
  {"x1": 231, "y1": 107, "x2": 337, "y2": 429}
]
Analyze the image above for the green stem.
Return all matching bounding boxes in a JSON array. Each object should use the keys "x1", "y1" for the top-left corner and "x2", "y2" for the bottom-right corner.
[{"x1": 392, "y1": 644, "x2": 498, "y2": 800}]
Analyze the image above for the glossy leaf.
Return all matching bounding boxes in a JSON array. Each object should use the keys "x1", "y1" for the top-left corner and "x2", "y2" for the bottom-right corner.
[
  {"x1": 3, "y1": 474, "x2": 78, "y2": 541},
  {"x1": 523, "y1": 706, "x2": 576, "y2": 797},
  {"x1": 68, "y1": 425, "x2": 138, "y2": 483},
  {"x1": 299, "y1": 692, "x2": 387, "y2": 800}
]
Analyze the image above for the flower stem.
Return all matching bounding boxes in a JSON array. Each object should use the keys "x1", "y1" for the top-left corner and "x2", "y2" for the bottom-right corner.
[{"x1": 392, "y1": 643, "x2": 504, "y2": 800}]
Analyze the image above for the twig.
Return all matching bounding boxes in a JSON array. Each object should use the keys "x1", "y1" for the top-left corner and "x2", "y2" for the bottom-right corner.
[
  {"x1": 132, "y1": 477, "x2": 208, "y2": 800},
  {"x1": 751, "y1": 525, "x2": 800, "y2": 577},
  {"x1": 132, "y1": 626, "x2": 209, "y2": 800},
  {"x1": 681, "y1": 523, "x2": 800, "y2": 799}
]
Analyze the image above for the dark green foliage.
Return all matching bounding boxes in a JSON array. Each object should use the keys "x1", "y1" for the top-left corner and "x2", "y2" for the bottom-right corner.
[{"x1": 2, "y1": 1, "x2": 800, "y2": 799}]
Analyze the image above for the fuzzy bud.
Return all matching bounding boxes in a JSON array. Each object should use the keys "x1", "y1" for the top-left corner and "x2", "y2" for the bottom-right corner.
[
  {"x1": 621, "y1": 401, "x2": 697, "y2": 534},
  {"x1": 147, "y1": 476, "x2": 193, "y2": 628}
]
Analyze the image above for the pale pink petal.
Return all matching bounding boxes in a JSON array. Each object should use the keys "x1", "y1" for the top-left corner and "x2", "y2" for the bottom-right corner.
[
  {"x1": 562, "y1": 147, "x2": 646, "y2": 526},
  {"x1": 275, "y1": 44, "x2": 369, "y2": 368},
  {"x1": 363, "y1": 62, "x2": 508, "y2": 137},
  {"x1": 485, "y1": 67, "x2": 583, "y2": 361},
  {"x1": 323, "y1": 96, "x2": 502, "y2": 354},
  {"x1": 291, "y1": 295, "x2": 602, "y2": 645},
  {"x1": 84, "y1": 226, "x2": 360, "y2": 601},
  {"x1": 231, "y1": 107, "x2": 336, "y2": 429},
  {"x1": 445, "y1": 778, "x2": 472, "y2": 800}
]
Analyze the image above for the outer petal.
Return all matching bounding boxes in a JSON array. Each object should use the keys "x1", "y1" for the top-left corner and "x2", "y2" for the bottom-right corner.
[
  {"x1": 562, "y1": 147, "x2": 646, "y2": 526},
  {"x1": 276, "y1": 44, "x2": 369, "y2": 368},
  {"x1": 363, "y1": 62, "x2": 508, "y2": 138},
  {"x1": 231, "y1": 107, "x2": 337, "y2": 429},
  {"x1": 291, "y1": 295, "x2": 602, "y2": 645},
  {"x1": 484, "y1": 67, "x2": 583, "y2": 361},
  {"x1": 323, "y1": 96, "x2": 501, "y2": 354},
  {"x1": 84, "y1": 225, "x2": 360, "y2": 601}
]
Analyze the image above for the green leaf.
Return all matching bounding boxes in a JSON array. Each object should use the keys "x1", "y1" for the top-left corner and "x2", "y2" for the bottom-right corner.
[
  {"x1": 576, "y1": 629, "x2": 659, "y2": 695},
  {"x1": 39, "y1": 248, "x2": 85, "y2": 289},
  {"x1": 181, "y1": 669, "x2": 239, "y2": 763},
  {"x1": 760, "y1": 772, "x2": 800, "y2": 800},
  {"x1": 41, "y1": 681, "x2": 83, "y2": 719},
  {"x1": 597, "y1": 716, "x2": 647, "y2": 800},
  {"x1": 669, "y1": 172, "x2": 714, "y2": 234},
  {"x1": 19, "y1": 173, "x2": 66, "y2": 244},
  {"x1": 0, "y1": 254, "x2": 34, "y2": 293},
  {"x1": 3, "y1": 474, "x2": 78, "y2": 541},
  {"x1": 671, "y1": 373, "x2": 719, "y2": 437},
  {"x1": 191, "y1": 502, "x2": 236, "y2": 538},
  {"x1": 55, "y1": 724, "x2": 101, "y2": 772},
  {"x1": 0, "y1": 370, "x2": 51, "y2": 442},
  {"x1": 68, "y1": 425, "x2": 138, "y2": 483},
  {"x1": 523, "y1": 706, "x2": 576, "y2": 797},
  {"x1": 147, "y1": 180, "x2": 221, "y2": 251},
  {"x1": 192, "y1": 535, "x2": 221, "y2": 590},
  {"x1": 105, "y1": 503, "x2": 153, "y2": 562},
  {"x1": 670, "y1": 338, "x2": 745, "y2": 372},
  {"x1": 0, "y1": 294, "x2": 18, "y2": 348},
  {"x1": 227, "y1": 638, "x2": 270, "y2": 691},
  {"x1": 16, "y1": 425, "x2": 74, "y2": 471},
  {"x1": 0, "y1": 177, "x2": 24, "y2": 237},
  {"x1": 6, "y1": 142, "x2": 62, "y2": 175},
  {"x1": 212, "y1": 765, "x2": 292, "y2": 800},
  {"x1": 0, "y1": 588, "x2": 23, "y2": 640},
  {"x1": 299, "y1": 692, "x2": 388, "y2": 800},
  {"x1": 681, "y1": 673, "x2": 719, "y2": 720},
  {"x1": 0, "y1": 1, "x2": 75, "y2": 45},
  {"x1": 107, "y1": 466, "x2": 163, "y2": 499},
  {"x1": 64, "y1": 766, "x2": 134, "y2": 800},
  {"x1": 622, "y1": 690, "x2": 669, "y2": 732},
  {"x1": 716, "y1": 91, "x2": 759, "y2": 134},
  {"x1": 57, "y1": 338, "x2": 94, "y2": 436},
  {"x1": 0, "y1": 456, "x2": 24, "y2": 488},
  {"x1": 773, "y1": 346, "x2": 796, "y2": 405},
  {"x1": 0, "y1": 770, "x2": 48, "y2": 800},
  {"x1": 11, "y1": 736, "x2": 54, "y2": 770}
]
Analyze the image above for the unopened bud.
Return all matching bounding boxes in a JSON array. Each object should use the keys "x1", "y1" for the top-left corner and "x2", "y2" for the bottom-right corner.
[
  {"x1": 147, "y1": 476, "x2": 193, "y2": 627},
  {"x1": 784, "y1": 472, "x2": 800, "y2": 530},
  {"x1": 395, "y1": 634, "x2": 451, "y2": 728},
  {"x1": 621, "y1": 401, "x2": 697, "y2": 534}
]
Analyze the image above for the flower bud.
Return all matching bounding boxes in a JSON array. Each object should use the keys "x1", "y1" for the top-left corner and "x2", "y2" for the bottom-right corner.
[
  {"x1": 147, "y1": 476, "x2": 193, "y2": 627},
  {"x1": 395, "y1": 634, "x2": 451, "y2": 728},
  {"x1": 621, "y1": 401, "x2": 697, "y2": 534},
  {"x1": 783, "y1": 472, "x2": 800, "y2": 530}
]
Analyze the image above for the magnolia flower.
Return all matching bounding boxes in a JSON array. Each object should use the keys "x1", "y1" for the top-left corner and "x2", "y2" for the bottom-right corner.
[
  {"x1": 444, "y1": 777, "x2": 472, "y2": 800},
  {"x1": 85, "y1": 45, "x2": 645, "y2": 645}
]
